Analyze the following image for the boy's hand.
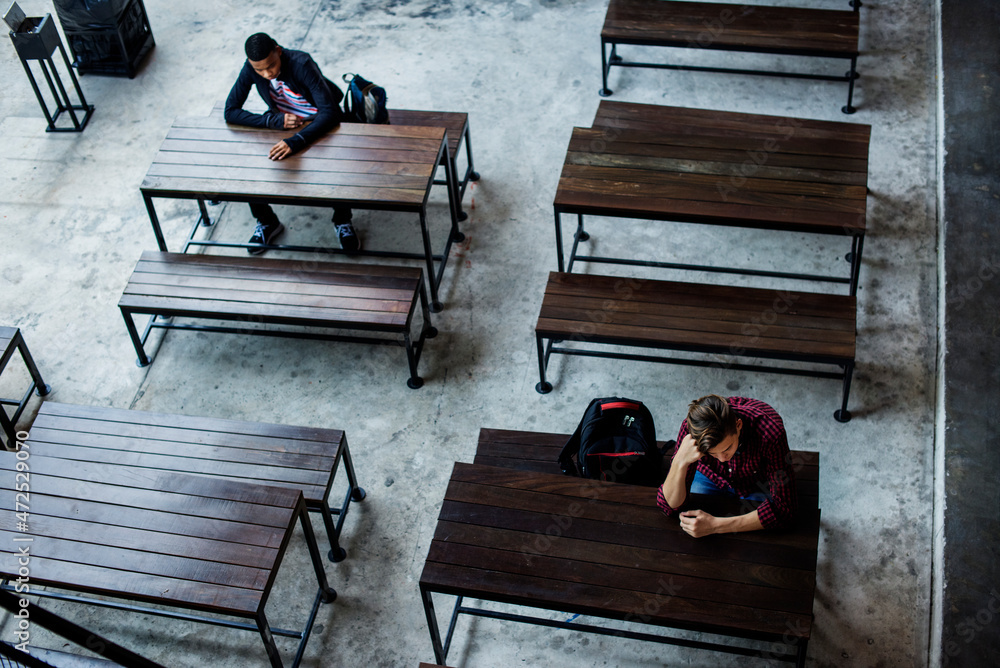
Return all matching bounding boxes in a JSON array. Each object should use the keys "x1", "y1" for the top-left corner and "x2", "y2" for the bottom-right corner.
[
  {"x1": 675, "y1": 434, "x2": 703, "y2": 467},
  {"x1": 283, "y1": 113, "x2": 307, "y2": 129},
  {"x1": 679, "y1": 510, "x2": 718, "y2": 538},
  {"x1": 269, "y1": 140, "x2": 292, "y2": 161}
]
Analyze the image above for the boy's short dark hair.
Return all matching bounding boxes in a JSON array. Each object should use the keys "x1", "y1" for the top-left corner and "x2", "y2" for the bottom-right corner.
[
  {"x1": 686, "y1": 394, "x2": 739, "y2": 454},
  {"x1": 245, "y1": 33, "x2": 278, "y2": 61}
]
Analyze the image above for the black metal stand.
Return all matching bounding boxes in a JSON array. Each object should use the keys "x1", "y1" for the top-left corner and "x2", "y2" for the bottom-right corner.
[
  {"x1": 420, "y1": 590, "x2": 808, "y2": 667},
  {"x1": 0, "y1": 328, "x2": 51, "y2": 448},
  {"x1": 9, "y1": 14, "x2": 93, "y2": 132}
]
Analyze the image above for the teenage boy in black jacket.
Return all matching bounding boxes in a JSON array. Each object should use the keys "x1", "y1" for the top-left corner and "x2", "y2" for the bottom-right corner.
[{"x1": 225, "y1": 32, "x2": 359, "y2": 253}]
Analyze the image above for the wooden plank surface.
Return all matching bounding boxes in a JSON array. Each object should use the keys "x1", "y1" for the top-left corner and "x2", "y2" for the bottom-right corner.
[
  {"x1": 141, "y1": 113, "x2": 446, "y2": 210},
  {"x1": 388, "y1": 110, "x2": 468, "y2": 159},
  {"x1": 474, "y1": 428, "x2": 819, "y2": 509},
  {"x1": 0, "y1": 452, "x2": 301, "y2": 617},
  {"x1": 420, "y1": 462, "x2": 818, "y2": 643},
  {"x1": 536, "y1": 272, "x2": 856, "y2": 362},
  {"x1": 24, "y1": 402, "x2": 344, "y2": 504},
  {"x1": 556, "y1": 103, "x2": 871, "y2": 234},
  {"x1": 602, "y1": 0, "x2": 860, "y2": 57},
  {"x1": 119, "y1": 251, "x2": 419, "y2": 332}
]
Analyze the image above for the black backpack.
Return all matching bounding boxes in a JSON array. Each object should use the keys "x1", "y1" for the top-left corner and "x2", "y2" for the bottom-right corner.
[
  {"x1": 558, "y1": 397, "x2": 662, "y2": 486},
  {"x1": 342, "y1": 73, "x2": 390, "y2": 124}
]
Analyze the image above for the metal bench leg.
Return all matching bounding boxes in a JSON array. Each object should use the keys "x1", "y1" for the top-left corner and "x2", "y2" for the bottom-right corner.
[
  {"x1": 319, "y1": 434, "x2": 367, "y2": 562},
  {"x1": 418, "y1": 280, "x2": 439, "y2": 341},
  {"x1": 600, "y1": 39, "x2": 613, "y2": 97},
  {"x1": 0, "y1": 408, "x2": 16, "y2": 450},
  {"x1": 404, "y1": 332, "x2": 424, "y2": 389},
  {"x1": 420, "y1": 587, "x2": 447, "y2": 665},
  {"x1": 796, "y1": 638, "x2": 809, "y2": 668},
  {"x1": 463, "y1": 124, "x2": 480, "y2": 184},
  {"x1": 14, "y1": 331, "x2": 51, "y2": 397},
  {"x1": 120, "y1": 309, "x2": 151, "y2": 367},
  {"x1": 255, "y1": 611, "x2": 284, "y2": 668},
  {"x1": 554, "y1": 210, "x2": 566, "y2": 272},
  {"x1": 142, "y1": 193, "x2": 169, "y2": 252},
  {"x1": 848, "y1": 233, "x2": 865, "y2": 296},
  {"x1": 535, "y1": 333, "x2": 553, "y2": 394},
  {"x1": 196, "y1": 198, "x2": 213, "y2": 227},
  {"x1": 450, "y1": 156, "x2": 468, "y2": 222},
  {"x1": 834, "y1": 361, "x2": 855, "y2": 423},
  {"x1": 842, "y1": 56, "x2": 859, "y2": 114},
  {"x1": 298, "y1": 501, "x2": 337, "y2": 604}
]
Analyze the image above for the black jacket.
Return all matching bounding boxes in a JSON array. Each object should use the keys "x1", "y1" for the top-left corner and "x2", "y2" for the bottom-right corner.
[{"x1": 224, "y1": 47, "x2": 345, "y2": 154}]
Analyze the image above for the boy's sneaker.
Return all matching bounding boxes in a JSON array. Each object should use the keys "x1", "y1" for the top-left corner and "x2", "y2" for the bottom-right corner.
[
  {"x1": 247, "y1": 222, "x2": 284, "y2": 255},
  {"x1": 336, "y1": 221, "x2": 361, "y2": 253}
]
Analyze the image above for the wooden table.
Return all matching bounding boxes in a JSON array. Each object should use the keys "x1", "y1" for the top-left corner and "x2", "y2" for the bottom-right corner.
[
  {"x1": 25, "y1": 401, "x2": 366, "y2": 562},
  {"x1": 140, "y1": 114, "x2": 463, "y2": 311},
  {"x1": 420, "y1": 462, "x2": 820, "y2": 666},
  {"x1": 0, "y1": 452, "x2": 335, "y2": 667},
  {"x1": 0, "y1": 327, "x2": 51, "y2": 449},
  {"x1": 554, "y1": 100, "x2": 870, "y2": 295}
]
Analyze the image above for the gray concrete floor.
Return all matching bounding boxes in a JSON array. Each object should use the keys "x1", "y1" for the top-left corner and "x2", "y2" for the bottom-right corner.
[{"x1": 0, "y1": 1, "x2": 942, "y2": 666}]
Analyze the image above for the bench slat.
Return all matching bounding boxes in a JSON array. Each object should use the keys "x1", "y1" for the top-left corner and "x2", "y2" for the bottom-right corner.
[
  {"x1": 134, "y1": 252, "x2": 423, "y2": 280},
  {"x1": 593, "y1": 100, "x2": 870, "y2": 143},
  {"x1": 543, "y1": 272, "x2": 857, "y2": 318}
]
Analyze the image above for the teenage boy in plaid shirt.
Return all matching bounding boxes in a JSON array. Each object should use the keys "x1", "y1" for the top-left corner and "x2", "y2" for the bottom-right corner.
[{"x1": 657, "y1": 395, "x2": 797, "y2": 537}]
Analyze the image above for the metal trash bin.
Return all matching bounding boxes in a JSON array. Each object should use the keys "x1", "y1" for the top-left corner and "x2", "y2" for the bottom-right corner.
[
  {"x1": 53, "y1": 0, "x2": 154, "y2": 78},
  {"x1": 5, "y1": 2, "x2": 94, "y2": 132}
]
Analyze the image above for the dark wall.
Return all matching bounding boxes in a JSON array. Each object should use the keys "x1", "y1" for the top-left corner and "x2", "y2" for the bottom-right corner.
[{"x1": 940, "y1": 0, "x2": 1000, "y2": 666}]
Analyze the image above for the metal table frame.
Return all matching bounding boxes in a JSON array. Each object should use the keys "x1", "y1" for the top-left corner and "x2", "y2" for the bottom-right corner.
[
  {"x1": 141, "y1": 131, "x2": 463, "y2": 313},
  {"x1": 420, "y1": 591, "x2": 808, "y2": 667},
  {"x1": 0, "y1": 327, "x2": 51, "y2": 448},
  {"x1": 554, "y1": 210, "x2": 865, "y2": 297}
]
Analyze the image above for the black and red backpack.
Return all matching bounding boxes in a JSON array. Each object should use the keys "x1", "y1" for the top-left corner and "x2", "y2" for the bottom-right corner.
[{"x1": 558, "y1": 397, "x2": 663, "y2": 486}]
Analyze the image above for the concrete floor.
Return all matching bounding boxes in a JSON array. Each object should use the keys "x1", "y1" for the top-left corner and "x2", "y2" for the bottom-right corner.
[{"x1": 0, "y1": 1, "x2": 943, "y2": 666}]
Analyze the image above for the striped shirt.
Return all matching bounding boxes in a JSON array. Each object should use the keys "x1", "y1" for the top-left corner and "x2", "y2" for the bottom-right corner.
[
  {"x1": 269, "y1": 79, "x2": 318, "y2": 118},
  {"x1": 655, "y1": 397, "x2": 797, "y2": 529}
]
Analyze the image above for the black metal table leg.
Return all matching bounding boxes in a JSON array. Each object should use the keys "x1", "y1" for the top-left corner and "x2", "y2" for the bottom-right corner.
[
  {"x1": 441, "y1": 138, "x2": 465, "y2": 242},
  {"x1": 196, "y1": 199, "x2": 213, "y2": 227},
  {"x1": 554, "y1": 210, "x2": 566, "y2": 272},
  {"x1": 849, "y1": 233, "x2": 864, "y2": 296},
  {"x1": 463, "y1": 123, "x2": 480, "y2": 184},
  {"x1": 834, "y1": 361, "x2": 854, "y2": 423},
  {"x1": 535, "y1": 334, "x2": 552, "y2": 394},
  {"x1": 120, "y1": 309, "x2": 151, "y2": 367},
  {"x1": 418, "y1": 209, "x2": 443, "y2": 312},
  {"x1": 255, "y1": 610, "x2": 284, "y2": 668},
  {"x1": 843, "y1": 56, "x2": 859, "y2": 114},
  {"x1": 420, "y1": 587, "x2": 447, "y2": 665},
  {"x1": 298, "y1": 499, "x2": 337, "y2": 603},
  {"x1": 142, "y1": 193, "x2": 169, "y2": 252},
  {"x1": 600, "y1": 39, "x2": 613, "y2": 97}
]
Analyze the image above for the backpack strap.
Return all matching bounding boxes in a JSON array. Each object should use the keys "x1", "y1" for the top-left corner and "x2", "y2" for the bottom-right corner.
[{"x1": 558, "y1": 397, "x2": 603, "y2": 477}]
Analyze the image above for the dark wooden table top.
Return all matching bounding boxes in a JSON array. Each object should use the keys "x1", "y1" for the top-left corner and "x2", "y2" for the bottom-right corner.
[
  {"x1": 0, "y1": 452, "x2": 301, "y2": 618},
  {"x1": 24, "y1": 401, "x2": 344, "y2": 508},
  {"x1": 141, "y1": 113, "x2": 446, "y2": 212},
  {"x1": 602, "y1": 0, "x2": 860, "y2": 57},
  {"x1": 421, "y1": 462, "x2": 819, "y2": 643},
  {"x1": 556, "y1": 100, "x2": 870, "y2": 236}
]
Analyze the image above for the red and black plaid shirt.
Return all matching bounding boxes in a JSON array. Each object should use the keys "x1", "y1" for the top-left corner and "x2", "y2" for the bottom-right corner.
[{"x1": 656, "y1": 397, "x2": 797, "y2": 529}]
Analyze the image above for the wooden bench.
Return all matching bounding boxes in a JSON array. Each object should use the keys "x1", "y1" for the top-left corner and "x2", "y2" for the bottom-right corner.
[
  {"x1": 119, "y1": 251, "x2": 437, "y2": 389},
  {"x1": 475, "y1": 427, "x2": 819, "y2": 511},
  {"x1": 534, "y1": 272, "x2": 857, "y2": 421},
  {"x1": 26, "y1": 401, "x2": 366, "y2": 562},
  {"x1": 601, "y1": 0, "x2": 862, "y2": 113},
  {"x1": 0, "y1": 326, "x2": 51, "y2": 449},
  {"x1": 420, "y1": 460, "x2": 820, "y2": 667},
  {"x1": 388, "y1": 109, "x2": 480, "y2": 219}
]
